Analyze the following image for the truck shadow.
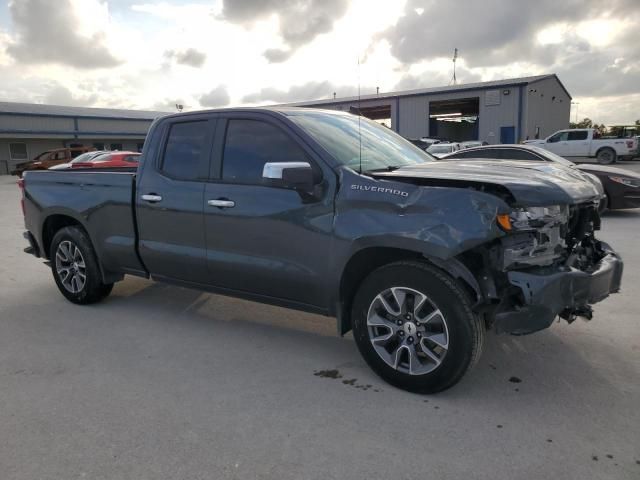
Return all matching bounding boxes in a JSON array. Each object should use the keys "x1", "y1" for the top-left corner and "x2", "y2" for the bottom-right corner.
[{"x1": 104, "y1": 277, "x2": 632, "y2": 409}]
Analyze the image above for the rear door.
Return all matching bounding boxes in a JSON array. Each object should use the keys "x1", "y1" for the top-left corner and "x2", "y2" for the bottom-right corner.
[
  {"x1": 567, "y1": 130, "x2": 590, "y2": 157},
  {"x1": 136, "y1": 115, "x2": 216, "y2": 284},
  {"x1": 203, "y1": 113, "x2": 334, "y2": 308}
]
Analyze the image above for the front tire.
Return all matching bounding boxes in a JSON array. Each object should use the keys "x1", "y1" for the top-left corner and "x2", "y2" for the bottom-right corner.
[
  {"x1": 351, "y1": 261, "x2": 483, "y2": 394},
  {"x1": 50, "y1": 226, "x2": 113, "y2": 304}
]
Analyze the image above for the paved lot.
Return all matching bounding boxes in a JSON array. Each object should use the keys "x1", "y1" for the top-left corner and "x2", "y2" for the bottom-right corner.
[{"x1": 1, "y1": 168, "x2": 639, "y2": 480}]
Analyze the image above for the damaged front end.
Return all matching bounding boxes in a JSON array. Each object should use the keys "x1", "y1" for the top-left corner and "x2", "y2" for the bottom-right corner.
[{"x1": 485, "y1": 201, "x2": 623, "y2": 334}]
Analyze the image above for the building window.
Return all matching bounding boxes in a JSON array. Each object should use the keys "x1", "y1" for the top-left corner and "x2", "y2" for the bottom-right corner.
[
  {"x1": 9, "y1": 143, "x2": 28, "y2": 161},
  {"x1": 136, "y1": 142, "x2": 144, "y2": 152},
  {"x1": 110, "y1": 143, "x2": 123, "y2": 151},
  {"x1": 93, "y1": 142, "x2": 105, "y2": 150}
]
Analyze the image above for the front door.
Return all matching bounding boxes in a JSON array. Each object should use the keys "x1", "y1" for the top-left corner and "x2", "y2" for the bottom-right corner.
[
  {"x1": 568, "y1": 130, "x2": 590, "y2": 157},
  {"x1": 203, "y1": 115, "x2": 334, "y2": 309},
  {"x1": 544, "y1": 131, "x2": 570, "y2": 156}
]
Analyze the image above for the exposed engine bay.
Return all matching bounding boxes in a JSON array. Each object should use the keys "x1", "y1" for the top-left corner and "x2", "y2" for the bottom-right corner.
[
  {"x1": 493, "y1": 201, "x2": 603, "y2": 271},
  {"x1": 485, "y1": 201, "x2": 621, "y2": 334}
]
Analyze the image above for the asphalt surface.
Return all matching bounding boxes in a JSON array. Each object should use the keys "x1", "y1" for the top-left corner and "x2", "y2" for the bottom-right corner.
[{"x1": 1, "y1": 167, "x2": 639, "y2": 480}]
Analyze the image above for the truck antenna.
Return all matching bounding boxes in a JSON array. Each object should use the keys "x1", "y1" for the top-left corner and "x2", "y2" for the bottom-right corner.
[{"x1": 358, "y1": 56, "x2": 362, "y2": 174}]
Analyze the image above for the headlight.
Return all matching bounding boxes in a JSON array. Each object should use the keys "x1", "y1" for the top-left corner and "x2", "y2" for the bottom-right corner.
[
  {"x1": 609, "y1": 176, "x2": 640, "y2": 188},
  {"x1": 497, "y1": 205, "x2": 569, "y2": 231}
]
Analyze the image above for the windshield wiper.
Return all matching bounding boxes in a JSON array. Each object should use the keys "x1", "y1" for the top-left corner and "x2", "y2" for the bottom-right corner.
[{"x1": 364, "y1": 166, "x2": 402, "y2": 173}]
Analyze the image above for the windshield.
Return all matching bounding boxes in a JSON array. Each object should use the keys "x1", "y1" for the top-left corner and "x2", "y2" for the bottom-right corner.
[
  {"x1": 88, "y1": 153, "x2": 111, "y2": 163},
  {"x1": 287, "y1": 110, "x2": 434, "y2": 171},
  {"x1": 70, "y1": 152, "x2": 98, "y2": 164},
  {"x1": 428, "y1": 145, "x2": 453, "y2": 154}
]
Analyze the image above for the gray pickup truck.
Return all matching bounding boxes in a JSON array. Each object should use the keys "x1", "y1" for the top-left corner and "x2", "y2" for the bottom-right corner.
[{"x1": 21, "y1": 108, "x2": 623, "y2": 393}]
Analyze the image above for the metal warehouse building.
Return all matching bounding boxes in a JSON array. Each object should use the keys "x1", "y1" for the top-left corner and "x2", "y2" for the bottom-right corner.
[
  {"x1": 0, "y1": 102, "x2": 166, "y2": 175},
  {"x1": 290, "y1": 74, "x2": 571, "y2": 145}
]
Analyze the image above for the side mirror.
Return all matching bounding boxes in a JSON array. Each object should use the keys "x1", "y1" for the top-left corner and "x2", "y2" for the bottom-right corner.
[{"x1": 262, "y1": 162, "x2": 315, "y2": 191}]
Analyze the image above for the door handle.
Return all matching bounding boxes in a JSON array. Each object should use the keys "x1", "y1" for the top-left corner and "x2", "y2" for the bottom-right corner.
[
  {"x1": 207, "y1": 199, "x2": 235, "y2": 208},
  {"x1": 141, "y1": 194, "x2": 162, "y2": 202}
]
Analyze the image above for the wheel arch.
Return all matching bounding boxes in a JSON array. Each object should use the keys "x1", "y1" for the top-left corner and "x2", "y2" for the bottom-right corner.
[
  {"x1": 335, "y1": 246, "x2": 483, "y2": 336},
  {"x1": 41, "y1": 212, "x2": 88, "y2": 259},
  {"x1": 40, "y1": 213, "x2": 119, "y2": 284}
]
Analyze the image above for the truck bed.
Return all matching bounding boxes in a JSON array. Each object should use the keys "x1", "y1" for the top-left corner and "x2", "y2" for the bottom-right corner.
[{"x1": 23, "y1": 169, "x2": 146, "y2": 280}]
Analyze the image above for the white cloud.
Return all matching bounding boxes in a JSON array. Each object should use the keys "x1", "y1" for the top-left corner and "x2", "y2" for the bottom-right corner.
[
  {"x1": 0, "y1": 0, "x2": 638, "y2": 124},
  {"x1": 6, "y1": 0, "x2": 121, "y2": 68}
]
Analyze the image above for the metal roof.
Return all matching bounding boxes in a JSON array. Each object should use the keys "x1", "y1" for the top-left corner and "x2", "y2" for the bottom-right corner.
[
  {"x1": 0, "y1": 101, "x2": 168, "y2": 120},
  {"x1": 286, "y1": 74, "x2": 571, "y2": 106}
]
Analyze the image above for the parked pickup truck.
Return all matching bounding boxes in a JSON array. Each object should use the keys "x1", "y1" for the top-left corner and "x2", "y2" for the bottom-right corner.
[
  {"x1": 21, "y1": 108, "x2": 623, "y2": 393},
  {"x1": 524, "y1": 128, "x2": 637, "y2": 164}
]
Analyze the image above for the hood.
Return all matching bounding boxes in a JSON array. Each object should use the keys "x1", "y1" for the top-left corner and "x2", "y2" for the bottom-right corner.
[
  {"x1": 576, "y1": 163, "x2": 640, "y2": 179},
  {"x1": 369, "y1": 159, "x2": 602, "y2": 207}
]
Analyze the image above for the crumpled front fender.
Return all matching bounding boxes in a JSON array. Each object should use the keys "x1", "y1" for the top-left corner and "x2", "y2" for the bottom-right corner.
[{"x1": 334, "y1": 168, "x2": 509, "y2": 260}]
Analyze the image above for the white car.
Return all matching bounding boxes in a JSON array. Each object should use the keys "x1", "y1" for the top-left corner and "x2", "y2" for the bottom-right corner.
[
  {"x1": 48, "y1": 151, "x2": 108, "y2": 170},
  {"x1": 460, "y1": 141, "x2": 483, "y2": 149},
  {"x1": 426, "y1": 143, "x2": 460, "y2": 158},
  {"x1": 418, "y1": 137, "x2": 445, "y2": 148},
  {"x1": 524, "y1": 128, "x2": 637, "y2": 164}
]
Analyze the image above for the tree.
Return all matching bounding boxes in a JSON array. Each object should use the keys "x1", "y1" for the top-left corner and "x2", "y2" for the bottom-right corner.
[
  {"x1": 592, "y1": 123, "x2": 607, "y2": 136},
  {"x1": 570, "y1": 117, "x2": 594, "y2": 129}
]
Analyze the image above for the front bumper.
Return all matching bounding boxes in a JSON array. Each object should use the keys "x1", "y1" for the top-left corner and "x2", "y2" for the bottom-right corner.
[
  {"x1": 610, "y1": 192, "x2": 640, "y2": 210},
  {"x1": 493, "y1": 242, "x2": 623, "y2": 334}
]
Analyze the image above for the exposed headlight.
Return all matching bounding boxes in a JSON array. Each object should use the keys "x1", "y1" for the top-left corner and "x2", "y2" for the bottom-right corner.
[
  {"x1": 497, "y1": 205, "x2": 569, "y2": 231},
  {"x1": 609, "y1": 176, "x2": 640, "y2": 188}
]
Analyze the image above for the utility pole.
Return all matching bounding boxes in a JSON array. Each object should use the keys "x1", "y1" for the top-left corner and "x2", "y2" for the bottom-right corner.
[
  {"x1": 571, "y1": 101, "x2": 580, "y2": 123},
  {"x1": 450, "y1": 48, "x2": 458, "y2": 85}
]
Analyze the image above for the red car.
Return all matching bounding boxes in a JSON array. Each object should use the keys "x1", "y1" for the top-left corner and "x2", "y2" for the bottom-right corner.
[{"x1": 70, "y1": 151, "x2": 140, "y2": 169}]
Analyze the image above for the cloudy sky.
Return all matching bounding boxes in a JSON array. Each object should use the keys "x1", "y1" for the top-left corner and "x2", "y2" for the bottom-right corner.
[{"x1": 0, "y1": 0, "x2": 639, "y2": 123}]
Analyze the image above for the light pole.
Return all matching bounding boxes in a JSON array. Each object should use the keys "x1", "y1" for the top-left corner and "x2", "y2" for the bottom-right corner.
[{"x1": 571, "y1": 102, "x2": 580, "y2": 124}]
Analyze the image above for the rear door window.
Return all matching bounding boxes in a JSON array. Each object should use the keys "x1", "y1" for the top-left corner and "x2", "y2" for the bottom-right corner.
[
  {"x1": 568, "y1": 131, "x2": 588, "y2": 141},
  {"x1": 161, "y1": 120, "x2": 209, "y2": 181}
]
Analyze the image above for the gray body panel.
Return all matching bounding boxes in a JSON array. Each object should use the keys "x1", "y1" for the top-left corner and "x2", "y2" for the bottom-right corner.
[{"x1": 23, "y1": 170, "x2": 144, "y2": 280}]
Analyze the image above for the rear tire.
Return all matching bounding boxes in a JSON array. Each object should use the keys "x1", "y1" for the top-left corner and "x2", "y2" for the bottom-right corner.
[
  {"x1": 596, "y1": 147, "x2": 616, "y2": 165},
  {"x1": 50, "y1": 226, "x2": 113, "y2": 304},
  {"x1": 351, "y1": 261, "x2": 483, "y2": 394}
]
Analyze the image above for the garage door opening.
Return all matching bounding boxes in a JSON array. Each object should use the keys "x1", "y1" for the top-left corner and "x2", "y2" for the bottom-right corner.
[
  {"x1": 428, "y1": 98, "x2": 479, "y2": 141},
  {"x1": 350, "y1": 105, "x2": 392, "y2": 129}
]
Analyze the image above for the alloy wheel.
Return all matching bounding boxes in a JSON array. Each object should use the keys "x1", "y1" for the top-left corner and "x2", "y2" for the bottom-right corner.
[
  {"x1": 366, "y1": 286, "x2": 449, "y2": 375},
  {"x1": 55, "y1": 240, "x2": 87, "y2": 294}
]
